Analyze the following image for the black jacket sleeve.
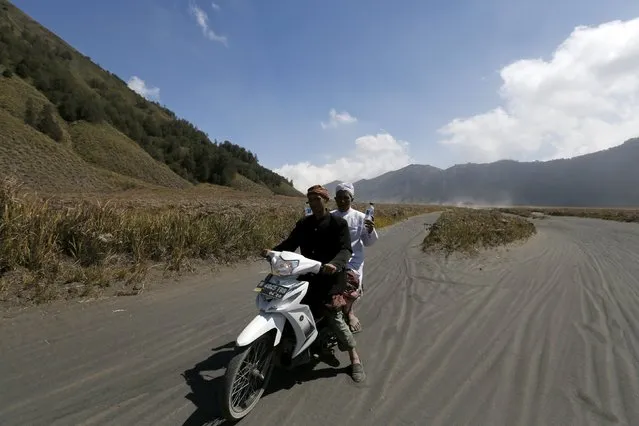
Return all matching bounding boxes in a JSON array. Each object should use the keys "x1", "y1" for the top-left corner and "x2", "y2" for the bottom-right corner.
[
  {"x1": 328, "y1": 218, "x2": 353, "y2": 270},
  {"x1": 273, "y1": 218, "x2": 304, "y2": 252}
]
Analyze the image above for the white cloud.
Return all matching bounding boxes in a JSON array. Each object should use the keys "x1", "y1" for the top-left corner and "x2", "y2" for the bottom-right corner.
[
  {"x1": 127, "y1": 76, "x2": 160, "y2": 101},
  {"x1": 321, "y1": 108, "x2": 358, "y2": 129},
  {"x1": 274, "y1": 132, "x2": 413, "y2": 191},
  {"x1": 211, "y1": 2, "x2": 220, "y2": 10},
  {"x1": 438, "y1": 17, "x2": 639, "y2": 163},
  {"x1": 189, "y1": 3, "x2": 228, "y2": 46}
]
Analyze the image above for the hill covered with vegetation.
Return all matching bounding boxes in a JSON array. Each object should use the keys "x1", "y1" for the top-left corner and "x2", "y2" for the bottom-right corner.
[{"x1": 0, "y1": 0, "x2": 301, "y2": 197}]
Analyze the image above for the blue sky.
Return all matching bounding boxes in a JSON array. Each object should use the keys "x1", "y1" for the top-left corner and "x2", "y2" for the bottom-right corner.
[{"x1": 11, "y1": 0, "x2": 639, "y2": 190}]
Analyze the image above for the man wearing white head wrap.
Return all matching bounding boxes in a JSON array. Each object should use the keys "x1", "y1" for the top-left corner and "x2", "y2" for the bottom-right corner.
[
  {"x1": 331, "y1": 182, "x2": 379, "y2": 333},
  {"x1": 335, "y1": 182, "x2": 355, "y2": 198}
]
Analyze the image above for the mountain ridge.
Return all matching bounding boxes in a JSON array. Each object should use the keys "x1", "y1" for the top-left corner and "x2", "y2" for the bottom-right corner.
[{"x1": 324, "y1": 138, "x2": 639, "y2": 207}]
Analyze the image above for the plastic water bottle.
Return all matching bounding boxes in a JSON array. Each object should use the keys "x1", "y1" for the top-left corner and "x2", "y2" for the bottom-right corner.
[
  {"x1": 364, "y1": 202, "x2": 374, "y2": 221},
  {"x1": 304, "y1": 202, "x2": 313, "y2": 216}
]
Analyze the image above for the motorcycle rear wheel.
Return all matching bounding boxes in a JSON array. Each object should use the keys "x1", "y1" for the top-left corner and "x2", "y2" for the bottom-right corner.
[{"x1": 220, "y1": 332, "x2": 276, "y2": 421}]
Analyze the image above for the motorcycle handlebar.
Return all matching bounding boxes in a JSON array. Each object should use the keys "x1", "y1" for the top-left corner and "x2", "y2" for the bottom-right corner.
[{"x1": 261, "y1": 250, "x2": 343, "y2": 275}]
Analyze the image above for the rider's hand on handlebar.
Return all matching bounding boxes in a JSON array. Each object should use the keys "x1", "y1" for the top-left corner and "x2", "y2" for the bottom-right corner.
[
  {"x1": 321, "y1": 263, "x2": 337, "y2": 274},
  {"x1": 260, "y1": 249, "x2": 270, "y2": 258}
]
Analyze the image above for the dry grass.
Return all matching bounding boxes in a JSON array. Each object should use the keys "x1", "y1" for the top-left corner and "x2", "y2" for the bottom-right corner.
[
  {"x1": 0, "y1": 77, "x2": 190, "y2": 193},
  {"x1": 229, "y1": 173, "x2": 273, "y2": 196},
  {"x1": 0, "y1": 108, "x2": 156, "y2": 193},
  {"x1": 68, "y1": 121, "x2": 191, "y2": 189},
  {"x1": 423, "y1": 208, "x2": 537, "y2": 256},
  {"x1": 0, "y1": 178, "x2": 440, "y2": 306},
  {"x1": 0, "y1": 73, "x2": 47, "y2": 116},
  {"x1": 498, "y1": 206, "x2": 639, "y2": 223}
]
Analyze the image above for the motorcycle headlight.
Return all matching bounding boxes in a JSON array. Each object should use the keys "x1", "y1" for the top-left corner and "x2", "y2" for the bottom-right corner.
[{"x1": 271, "y1": 258, "x2": 299, "y2": 276}]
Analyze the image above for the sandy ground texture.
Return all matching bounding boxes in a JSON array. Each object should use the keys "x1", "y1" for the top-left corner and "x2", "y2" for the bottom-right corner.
[{"x1": 2, "y1": 213, "x2": 639, "y2": 426}]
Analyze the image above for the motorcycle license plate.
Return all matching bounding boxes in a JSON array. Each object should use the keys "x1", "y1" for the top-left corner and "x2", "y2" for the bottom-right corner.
[{"x1": 254, "y1": 279, "x2": 288, "y2": 299}]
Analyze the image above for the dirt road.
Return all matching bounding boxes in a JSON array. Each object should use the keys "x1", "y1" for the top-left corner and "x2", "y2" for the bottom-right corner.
[{"x1": 2, "y1": 213, "x2": 639, "y2": 426}]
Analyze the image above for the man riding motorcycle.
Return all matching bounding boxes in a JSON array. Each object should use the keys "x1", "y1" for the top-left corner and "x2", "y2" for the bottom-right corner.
[
  {"x1": 330, "y1": 182, "x2": 378, "y2": 333},
  {"x1": 261, "y1": 184, "x2": 366, "y2": 383}
]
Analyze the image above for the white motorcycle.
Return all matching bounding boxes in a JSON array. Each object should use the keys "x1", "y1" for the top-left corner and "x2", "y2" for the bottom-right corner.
[{"x1": 220, "y1": 250, "x2": 340, "y2": 421}]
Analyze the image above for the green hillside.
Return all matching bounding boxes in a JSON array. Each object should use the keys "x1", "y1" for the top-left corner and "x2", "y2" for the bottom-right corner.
[{"x1": 0, "y1": 0, "x2": 302, "y2": 197}]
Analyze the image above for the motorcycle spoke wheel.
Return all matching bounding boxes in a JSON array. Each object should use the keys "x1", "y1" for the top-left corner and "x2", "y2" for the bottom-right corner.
[{"x1": 222, "y1": 333, "x2": 275, "y2": 421}]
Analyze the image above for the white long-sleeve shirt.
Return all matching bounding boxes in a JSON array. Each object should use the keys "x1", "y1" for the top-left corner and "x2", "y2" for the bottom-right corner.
[{"x1": 330, "y1": 207, "x2": 378, "y2": 274}]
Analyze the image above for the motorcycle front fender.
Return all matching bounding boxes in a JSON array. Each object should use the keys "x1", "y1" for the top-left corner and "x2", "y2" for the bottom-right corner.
[{"x1": 236, "y1": 313, "x2": 285, "y2": 348}]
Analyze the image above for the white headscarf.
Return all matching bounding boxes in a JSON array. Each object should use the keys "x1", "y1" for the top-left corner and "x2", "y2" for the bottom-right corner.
[{"x1": 335, "y1": 182, "x2": 355, "y2": 198}]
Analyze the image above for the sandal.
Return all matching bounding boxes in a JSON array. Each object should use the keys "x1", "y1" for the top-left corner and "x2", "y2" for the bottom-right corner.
[
  {"x1": 348, "y1": 316, "x2": 362, "y2": 334},
  {"x1": 351, "y1": 363, "x2": 366, "y2": 383}
]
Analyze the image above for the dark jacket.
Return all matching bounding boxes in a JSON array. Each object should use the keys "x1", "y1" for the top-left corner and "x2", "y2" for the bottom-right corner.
[{"x1": 273, "y1": 211, "x2": 353, "y2": 300}]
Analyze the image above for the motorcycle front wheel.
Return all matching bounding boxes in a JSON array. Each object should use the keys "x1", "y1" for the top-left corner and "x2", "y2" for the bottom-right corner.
[{"x1": 220, "y1": 331, "x2": 276, "y2": 421}]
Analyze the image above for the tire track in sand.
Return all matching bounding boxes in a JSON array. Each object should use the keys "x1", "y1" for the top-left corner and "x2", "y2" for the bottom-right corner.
[{"x1": 569, "y1": 219, "x2": 639, "y2": 425}]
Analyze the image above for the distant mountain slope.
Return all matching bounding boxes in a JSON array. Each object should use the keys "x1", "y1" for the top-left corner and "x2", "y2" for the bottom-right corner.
[
  {"x1": 326, "y1": 139, "x2": 639, "y2": 207},
  {"x1": 0, "y1": 0, "x2": 302, "y2": 197}
]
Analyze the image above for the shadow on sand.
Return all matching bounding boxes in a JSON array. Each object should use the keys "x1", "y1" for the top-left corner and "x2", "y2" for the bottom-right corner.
[{"x1": 181, "y1": 342, "x2": 348, "y2": 425}]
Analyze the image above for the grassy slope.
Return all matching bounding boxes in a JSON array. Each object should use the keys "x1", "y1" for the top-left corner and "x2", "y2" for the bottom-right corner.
[
  {"x1": 68, "y1": 121, "x2": 191, "y2": 190},
  {"x1": 0, "y1": 108, "x2": 159, "y2": 193},
  {"x1": 0, "y1": 72, "x2": 184, "y2": 190},
  {"x1": 229, "y1": 173, "x2": 273, "y2": 196}
]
